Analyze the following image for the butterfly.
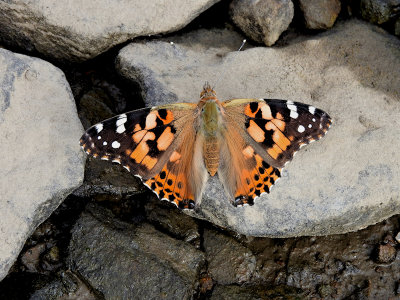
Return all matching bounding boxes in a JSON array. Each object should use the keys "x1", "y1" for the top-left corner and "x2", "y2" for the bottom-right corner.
[{"x1": 80, "y1": 83, "x2": 332, "y2": 209}]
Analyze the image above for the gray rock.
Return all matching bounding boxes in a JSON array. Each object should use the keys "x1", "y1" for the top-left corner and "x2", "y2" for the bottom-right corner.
[
  {"x1": 0, "y1": 49, "x2": 85, "y2": 280},
  {"x1": 30, "y1": 271, "x2": 97, "y2": 300},
  {"x1": 230, "y1": 0, "x2": 294, "y2": 46},
  {"x1": 203, "y1": 229, "x2": 256, "y2": 284},
  {"x1": 299, "y1": 0, "x2": 341, "y2": 29},
  {"x1": 210, "y1": 284, "x2": 304, "y2": 300},
  {"x1": 68, "y1": 205, "x2": 205, "y2": 299},
  {"x1": 0, "y1": 0, "x2": 220, "y2": 62},
  {"x1": 360, "y1": 0, "x2": 400, "y2": 24},
  {"x1": 395, "y1": 18, "x2": 400, "y2": 36},
  {"x1": 115, "y1": 20, "x2": 400, "y2": 237}
]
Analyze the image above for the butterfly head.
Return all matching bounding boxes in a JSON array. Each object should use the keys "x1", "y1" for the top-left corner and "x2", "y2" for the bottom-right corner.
[{"x1": 200, "y1": 82, "x2": 217, "y2": 100}]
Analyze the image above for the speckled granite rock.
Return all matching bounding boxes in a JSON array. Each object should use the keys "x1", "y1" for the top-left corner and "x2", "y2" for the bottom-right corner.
[
  {"x1": 114, "y1": 19, "x2": 400, "y2": 237},
  {"x1": 0, "y1": 49, "x2": 85, "y2": 280},
  {"x1": 0, "y1": 0, "x2": 220, "y2": 61}
]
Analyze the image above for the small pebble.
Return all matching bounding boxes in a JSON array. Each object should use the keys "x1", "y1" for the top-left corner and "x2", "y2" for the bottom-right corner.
[{"x1": 377, "y1": 244, "x2": 396, "y2": 264}]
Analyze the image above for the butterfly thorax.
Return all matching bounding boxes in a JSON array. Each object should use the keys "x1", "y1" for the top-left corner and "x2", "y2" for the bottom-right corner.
[{"x1": 198, "y1": 84, "x2": 225, "y2": 176}]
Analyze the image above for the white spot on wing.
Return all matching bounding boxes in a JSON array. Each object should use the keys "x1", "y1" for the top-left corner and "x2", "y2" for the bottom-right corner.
[
  {"x1": 290, "y1": 110, "x2": 298, "y2": 119},
  {"x1": 297, "y1": 125, "x2": 305, "y2": 133},
  {"x1": 116, "y1": 114, "x2": 127, "y2": 126},
  {"x1": 95, "y1": 123, "x2": 103, "y2": 133},
  {"x1": 312, "y1": 118, "x2": 316, "y2": 122},
  {"x1": 309, "y1": 106, "x2": 316, "y2": 114},
  {"x1": 103, "y1": 141, "x2": 108, "y2": 146},
  {"x1": 308, "y1": 124, "x2": 312, "y2": 128},
  {"x1": 97, "y1": 136, "x2": 101, "y2": 140},
  {"x1": 112, "y1": 141, "x2": 121, "y2": 148},
  {"x1": 116, "y1": 124, "x2": 125, "y2": 133}
]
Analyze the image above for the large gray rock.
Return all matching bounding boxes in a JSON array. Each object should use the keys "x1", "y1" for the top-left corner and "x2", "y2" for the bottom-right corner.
[
  {"x1": 0, "y1": 49, "x2": 85, "y2": 280},
  {"x1": 68, "y1": 205, "x2": 205, "y2": 299},
  {"x1": 230, "y1": 0, "x2": 294, "y2": 46},
  {"x1": 0, "y1": 0, "x2": 220, "y2": 62},
  {"x1": 115, "y1": 20, "x2": 400, "y2": 237}
]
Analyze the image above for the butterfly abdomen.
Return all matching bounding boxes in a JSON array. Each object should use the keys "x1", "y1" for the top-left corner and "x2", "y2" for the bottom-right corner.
[{"x1": 203, "y1": 136, "x2": 220, "y2": 176}]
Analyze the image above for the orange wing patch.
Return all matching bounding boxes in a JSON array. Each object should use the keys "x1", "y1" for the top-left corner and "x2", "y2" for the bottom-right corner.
[
  {"x1": 233, "y1": 153, "x2": 281, "y2": 206},
  {"x1": 145, "y1": 154, "x2": 195, "y2": 209}
]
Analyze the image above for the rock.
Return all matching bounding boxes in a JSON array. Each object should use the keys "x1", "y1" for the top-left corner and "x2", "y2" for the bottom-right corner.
[
  {"x1": 230, "y1": 0, "x2": 294, "y2": 46},
  {"x1": 0, "y1": 49, "x2": 85, "y2": 280},
  {"x1": 395, "y1": 18, "x2": 400, "y2": 36},
  {"x1": 360, "y1": 0, "x2": 400, "y2": 25},
  {"x1": 210, "y1": 284, "x2": 304, "y2": 300},
  {"x1": 203, "y1": 229, "x2": 256, "y2": 284},
  {"x1": 68, "y1": 205, "x2": 205, "y2": 299},
  {"x1": 20, "y1": 244, "x2": 46, "y2": 273},
  {"x1": 115, "y1": 20, "x2": 400, "y2": 237},
  {"x1": 376, "y1": 244, "x2": 397, "y2": 263},
  {"x1": 30, "y1": 271, "x2": 97, "y2": 300},
  {"x1": 0, "y1": 0, "x2": 220, "y2": 62},
  {"x1": 395, "y1": 232, "x2": 400, "y2": 243},
  {"x1": 144, "y1": 199, "x2": 201, "y2": 246},
  {"x1": 299, "y1": 0, "x2": 341, "y2": 29}
]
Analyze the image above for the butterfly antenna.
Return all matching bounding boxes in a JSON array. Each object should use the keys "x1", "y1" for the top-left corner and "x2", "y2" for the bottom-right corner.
[{"x1": 212, "y1": 39, "x2": 247, "y2": 90}]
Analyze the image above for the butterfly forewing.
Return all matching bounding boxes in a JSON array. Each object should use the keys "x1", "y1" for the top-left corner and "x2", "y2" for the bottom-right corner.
[{"x1": 223, "y1": 98, "x2": 332, "y2": 168}]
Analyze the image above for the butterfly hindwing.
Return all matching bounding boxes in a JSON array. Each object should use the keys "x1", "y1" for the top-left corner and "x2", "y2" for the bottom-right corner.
[
  {"x1": 219, "y1": 122, "x2": 282, "y2": 206},
  {"x1": 80, "y1": 103, "x2": 208, "y2": 209}
]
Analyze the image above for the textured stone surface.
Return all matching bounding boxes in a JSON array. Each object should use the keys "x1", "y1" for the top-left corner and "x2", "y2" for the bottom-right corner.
[
  {"x1": 360, "y1": 0, "x2": 400, "y2": 24},
  {"x1": 299, "y1": 0, "x2": 341, "y2": 29},
  {"x1": 0, "y1": 49, "x2": 85, "y2": 280},
  {"x1": 116, "y1": 20, "x2": 400, "y2": 237},
  {"x1": 230, "y1": 0, "x2": 294, "y2": 46},
  {"x1": 0, "y1": 0, "x2": 220, "y2": 61},
  {"x1": 203, "y1": 229, "x2": 256, "y2": 284},
  {"x1": 68, "y1": 205, "x2": 205, "y2": 299}
]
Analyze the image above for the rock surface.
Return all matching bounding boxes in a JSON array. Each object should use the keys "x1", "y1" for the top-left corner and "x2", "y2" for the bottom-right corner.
[
  {"x1": 203, "y1": 229, "x2": 256, "y2": 284},
  {"x1": 0, "y1": 49, "x2": 85, "y2": 280},
  {"x1": 68, "y1": 205, "x2": 205, "y2": 299},
  {"x1": 360, "y1": 0, "x2": 400, "y2": 24},
  {"x1": 299, "y1": 0, "x2": 341, "y2": 29},
  {"x1": 116, "y1": 20, "x2": 400, "y2": 237},
  {"x1": 0, "y1": 0, "x2": 220, "y2": 61},
  {"x1": 230, "y1": 0, "x2": 294, "y2": 46}
]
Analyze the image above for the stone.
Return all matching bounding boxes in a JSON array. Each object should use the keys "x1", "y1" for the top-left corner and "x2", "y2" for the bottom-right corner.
[
  {"x1": 115, "y1": 20, "x2": 400, "y2": 237},
  {"x1": 395, "y1": 18, "x2": 400, "y2": 36},
  {"x1": 230, "y1": 0, "x2": 294, "y2": 46},
  {"x1": 68, "y1": 205, "x2": 205, "y2": 299},
  {"x1": 30, "y1": 271, "x2": 97, "y2": 300},
  {"x1": 203, "y1": 229, "x2": 256, "y2": 284},
  {"x1": 0, "y1": 49, "x2": 85, "y2": 280},
  {"x1": 210, "y1": 284, "x2": 304, "y2": 300},
  {"x1": 299, "y1": 0, "x2": 341, "y2": 29},
  {"x1": 360, "y1": 0, "x2": 400, "y2": 24},
  {"x1": 0, "y1": 0, "x2": 220, "y2": 62},
  {"x1": 376, "y1": 244, "x2": 397, "y2": 263}
]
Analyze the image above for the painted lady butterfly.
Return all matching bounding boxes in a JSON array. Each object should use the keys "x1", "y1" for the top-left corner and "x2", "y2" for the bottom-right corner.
[{"x1": 80, "y1": 83, "x2": 332, "y2": 209}]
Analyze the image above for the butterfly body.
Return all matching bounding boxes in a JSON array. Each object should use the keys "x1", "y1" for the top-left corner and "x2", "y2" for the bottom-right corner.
[{"x1": 80, "y1": 83, "x2": 332, "y2": 209}]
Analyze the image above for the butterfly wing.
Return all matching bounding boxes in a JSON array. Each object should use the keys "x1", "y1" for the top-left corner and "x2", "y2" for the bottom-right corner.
[
  {"x1": 80, "y1": 103, "x2": 208, "y2": 209},
  {"x1": 219, "y1": 98, "x2": 332, "y2": 206}
]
